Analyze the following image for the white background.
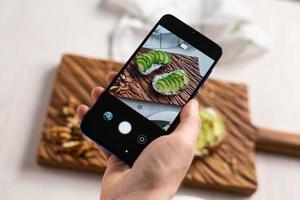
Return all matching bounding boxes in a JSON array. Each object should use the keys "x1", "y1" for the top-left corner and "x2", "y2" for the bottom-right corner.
[{"x1": 0, "y1": 0, "x2": 300, "y2": 199}]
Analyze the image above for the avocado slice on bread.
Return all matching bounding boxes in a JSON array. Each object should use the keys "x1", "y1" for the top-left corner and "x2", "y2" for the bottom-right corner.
[
  {"x1": 152, "y1": 69, "x2": 189, "y2": 95},
  {"x1": 135, "y1": 50, "x2": 171, "y2": 75},
  {"x1": 195, "y1": 108, "x2": 225, "y2": 157}
]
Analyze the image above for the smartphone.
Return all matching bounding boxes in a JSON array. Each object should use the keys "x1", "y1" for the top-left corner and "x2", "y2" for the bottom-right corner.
[{"x1": 80, "y1": 14, "x2": 222, "y2": 166}]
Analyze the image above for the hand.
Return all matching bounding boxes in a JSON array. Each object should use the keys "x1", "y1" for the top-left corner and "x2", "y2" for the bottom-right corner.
[{"x1": 77, "y1": 72, "x2": 200, "y2": 200}]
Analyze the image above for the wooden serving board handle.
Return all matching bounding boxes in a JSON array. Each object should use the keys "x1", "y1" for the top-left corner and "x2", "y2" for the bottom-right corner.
[{"x1": 256, "y1": 127, "x2": 300, "y2": 156}]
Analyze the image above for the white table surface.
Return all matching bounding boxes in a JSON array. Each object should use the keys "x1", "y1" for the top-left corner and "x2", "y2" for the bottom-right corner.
[{"x1": 0, "y1": 0, "x2": 300, "y2": 199}]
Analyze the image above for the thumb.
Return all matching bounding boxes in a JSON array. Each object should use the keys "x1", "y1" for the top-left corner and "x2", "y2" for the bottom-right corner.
[{"x1": 173, "y1": 99, "x2": 200, "y2": 147}]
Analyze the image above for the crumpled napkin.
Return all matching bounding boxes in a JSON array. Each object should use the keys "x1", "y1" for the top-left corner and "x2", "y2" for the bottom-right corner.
[{"x1": 104, "y1": 0, "x2": 270, "y2": 64}]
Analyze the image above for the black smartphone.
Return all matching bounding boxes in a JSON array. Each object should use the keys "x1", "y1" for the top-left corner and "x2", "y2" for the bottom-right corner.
[{"x1": 80, "y1": 14, "x2": 222, "y2": 166}]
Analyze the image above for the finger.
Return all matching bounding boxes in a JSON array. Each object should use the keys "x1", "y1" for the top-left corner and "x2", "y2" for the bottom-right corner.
[
  {"x1": 98, "y1": 146, "x2": 111, "y2": 160},
  {"x1": 101, "y1": 155, "x2": 129, "y2": 196},
  {"x1": 91, "y1": 87, "x2": 105, "y2": 103},
  {"x1": 101, "y1": 155, "x2": 129, "y2": 189},
  {"x1": 104, "y1": 155, "x2": 130, "y2": 178},
  {"x1": 76, "y1": 104, "x2": 89, "y2": 121},
  {"x1": 173, "y1": 99, "x2": 200, "y2": 146},
  {"x1": 105, "y1": 71, "x2": 117, "y2": 86}
]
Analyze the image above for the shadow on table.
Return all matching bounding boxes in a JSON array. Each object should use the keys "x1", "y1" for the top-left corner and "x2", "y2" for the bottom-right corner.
[
  {"x1": 20, "y1": 65, "x2": 56, "y2": 172},
  {"x1": 19, "y1": 64, "x2": 100, "y2": 182}
]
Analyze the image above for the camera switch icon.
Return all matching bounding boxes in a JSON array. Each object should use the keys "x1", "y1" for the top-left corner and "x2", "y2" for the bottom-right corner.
[{"x1": 137, "y1": 135, "x2": 147, "y2": 144}]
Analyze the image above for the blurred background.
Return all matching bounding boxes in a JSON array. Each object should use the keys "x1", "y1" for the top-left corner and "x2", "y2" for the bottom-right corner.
[{"x1": 0, "y1": 0, "x2": 300, "y2": 199}]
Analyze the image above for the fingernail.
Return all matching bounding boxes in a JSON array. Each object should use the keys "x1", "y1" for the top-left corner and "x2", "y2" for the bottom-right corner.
[{"x1": 190, "y1": 99, "x2": 199, "y2": 110}]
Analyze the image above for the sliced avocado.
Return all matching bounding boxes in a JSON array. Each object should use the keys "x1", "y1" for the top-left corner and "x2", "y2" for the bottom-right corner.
[
  {"x1": 145, "y1": 52, "x2": 155, "y2": 65},
  {"x1": 149, "y1": 51, "x2": 158, "y2": 63},
  {"x1": 156, "y1": 82, "x2": 166, "y2": 93},
  {"x1": 136, "y1": 54, "x2": 148, "y2": 65},
  {"x1": 204, "y1": 122, "x2": 215, "y2": 145},
  {"x1": 154, "y1": 51, "x2": 161, "y2": 63},
  {"x1": 136, "y1": 55, "x2": 145, "y2": 61},
  {"x1": 173, "y1": 71, "x2": 189, "y2": 87},
  {"x1": 163, "y1": 77, "x2": 175, "y2": 93},
  {"x1": 142, "y1": 54, "x2": 153, "y2": 69},
  {"x1": 169, "y1": 74, "x2": 181, "y2": 91},
  {"x1": 136, "y1": 59, "x2": 147, "y2": 72},
  {"x1": 214, "y1": 118, "x2": 225, "y2": 137},
  {"x1": 161, "y1": 51, "x2": 171, "y2": 64},
  {"x1": 156, "y1": 79, "x2": 168, "y2": 93},
  {"x1": 182, "y1": 74, "x2": 189, "y2": 84},
  {"x1": 139, "y1": 55, "x2": 150, "y2": 68},
  {"x1": 195, "y1": 108, "x2": 226, "y2": 156},
  {"x1": 136, "y1": 57, "x2": 149, "y2": 71},
  {"x1": 158, "y1": 51, "x2": 165, "y2": 63},
  {"x1": 152, "y1": 70, "x2": 189, "y2": 95},
  {"x1": 174, "y1": 70, "x2": 189, "y2": 85},
  {"x1": 136, "y1": 53, "x2": 143, "y2": 59},
  {"x1": 148, "y1": 51, "x2": 156, "y2": 63},
  {"x1": 135, "y1": 50, "x2": 171, "y2": 74},
  {"x1": 196, "y1": 130, "x2": 207, "y2": 150},
  {"x1": 160, "y1": 78, "x2": 170, "y2": 92},
  {"x1": 167, "y1": 76, "x2": 179, "y2": 93}
]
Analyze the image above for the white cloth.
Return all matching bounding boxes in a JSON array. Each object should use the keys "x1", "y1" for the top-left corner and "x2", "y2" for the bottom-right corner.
[{"x1": 104, "y1": 0, "x2": 270, "y2": 64}]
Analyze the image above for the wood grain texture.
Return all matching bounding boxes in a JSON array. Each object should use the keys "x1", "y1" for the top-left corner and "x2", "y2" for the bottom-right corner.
[
  {"x1": 256, "y1": 127, "x2": 300, "y2": 156},
  {"x1": 37, "y1": 54, "x2": 258, "y2": 195},
  {"x1": 110, "y1": 48, "x2": 202, "y2": 106}
]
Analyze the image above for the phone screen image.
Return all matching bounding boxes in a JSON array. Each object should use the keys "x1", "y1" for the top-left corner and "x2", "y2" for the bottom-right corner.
[{"x1": 109, "y1": 25, "x2": 215, "y2": 131}]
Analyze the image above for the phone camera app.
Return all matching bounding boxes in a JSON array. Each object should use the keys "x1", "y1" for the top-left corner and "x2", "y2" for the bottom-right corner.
[
  {"x1": 137, "y1": 135, "x2": 147, "y2": 144},
  {"x1": 109, "y1": 25, "x2": 215, "y2": 132}
]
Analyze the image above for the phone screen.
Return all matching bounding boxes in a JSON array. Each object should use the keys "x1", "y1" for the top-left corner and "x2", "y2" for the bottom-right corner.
[{"x1": 108, "y1": 25, "x2": 215, "y2": 131}]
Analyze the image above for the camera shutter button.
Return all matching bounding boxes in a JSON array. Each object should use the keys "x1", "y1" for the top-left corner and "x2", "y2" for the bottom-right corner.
[{"x1": 118, "y1": 121, "x2": 132, "y2": 135}]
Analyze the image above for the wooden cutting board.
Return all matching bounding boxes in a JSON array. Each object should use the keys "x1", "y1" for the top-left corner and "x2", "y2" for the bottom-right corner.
[
  {"x1": 37, "y1": 54, "x2": 300, "y2": 196},
  {"x1": 110, "y1": 48, "x2": 202, "y2": 106}
]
